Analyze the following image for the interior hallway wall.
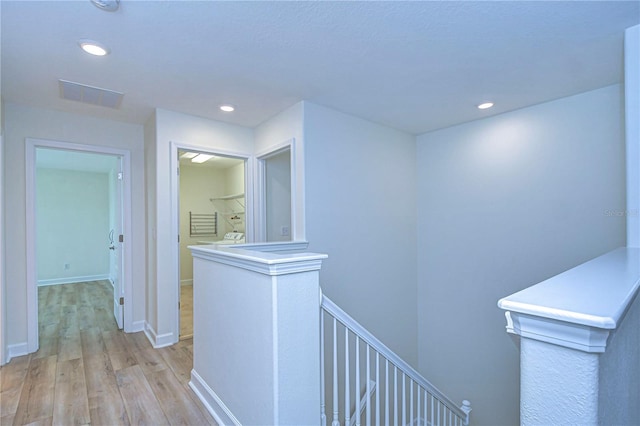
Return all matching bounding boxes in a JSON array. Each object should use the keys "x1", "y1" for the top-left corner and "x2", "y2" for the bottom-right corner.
[
  {"x1": 36, "y1": 168, "x2": 110, "y2": 284},
  {"x1": 416, "y1": 84, "x2": 626, "y2": 425},
  {"x1": 146, "y1": 108, "x2": 253, "y2": 346},
  {"x1": 3, "y1": 103, "x2": 145, "y2": 350},
  {"x1": 304, "y1": 102, "x2": 418, "y2": 365}
]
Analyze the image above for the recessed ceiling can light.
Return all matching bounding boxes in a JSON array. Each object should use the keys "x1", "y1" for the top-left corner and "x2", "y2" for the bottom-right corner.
[
  {"x1": 79, "y1": 39, "x2": 110, "y2": 56},
  {"x1": 90, "y1": 0, "x2": 120, "y2": 12},
  {"x1": 477, "y1": 102, "x2": 494, "y2": 110},
  {"x1": 220, "y1": 105, "x2": 235, "y2": 112}
]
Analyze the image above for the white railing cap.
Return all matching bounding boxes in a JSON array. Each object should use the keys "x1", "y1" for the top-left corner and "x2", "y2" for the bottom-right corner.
[{"x1": 498, "y1": 247, "x2": 640, "y2": 352}]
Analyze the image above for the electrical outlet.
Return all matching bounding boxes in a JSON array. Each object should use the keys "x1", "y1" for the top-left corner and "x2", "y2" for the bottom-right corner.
[{"x1": 281, "y1": 226, "x2": 290, "y2": 237}]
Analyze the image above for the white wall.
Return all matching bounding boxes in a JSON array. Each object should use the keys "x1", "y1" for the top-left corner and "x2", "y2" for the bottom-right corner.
[
  {"x1": 304, "y1": 102, "x2": 419, "y2": 365},
  {"x1": 265, "y1": 149, "x2": 292, "y2": 242},
  {"x1": 36, "y1": 168, "x2": 110, "y2": 284},
  {"x1": 416, "y1": 85, "x2": 626, "y2": 425},
  {"x1": 146, "y1": 108, "x2": 253, "y2": 345},
  {"x1": 254, "y1": 102, "x2": 306, "y2": 241},
  {"x1": 3, "y1": 103, "x2": 145, "y2": 350}
]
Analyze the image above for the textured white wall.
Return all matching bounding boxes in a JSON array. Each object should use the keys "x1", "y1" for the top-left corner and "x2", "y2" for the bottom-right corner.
[
  {"x1": 304, "y1": 102, "x2": 418, "y2": 365},
  {"x1": 598, "y1": 290, "x2": 640, "y2": 423},
  {"x1": 416, "y1": 85, "x2": 626, "y2": 425},
  {"x1": 265, "y1": 150, "x2": 291, "y2": 242},
  {"x1": 148, "y1": 108, "x2": 253, "y2": 343},
  {"x1": 36, "y1": 168, "x2": 110, "y2": 282},
  {"x1": 3, "y1": 103, "x2": 145, "y2": 348}
]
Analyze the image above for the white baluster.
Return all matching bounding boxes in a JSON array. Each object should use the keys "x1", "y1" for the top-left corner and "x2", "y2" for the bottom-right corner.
[
  {"x1": 320, "y1": 312, "x2": 326, "y2": 426},
  {"x1": 356, "y1": 336, "x2": 361, "y2": 426},
  {"x1": 410, "y1": 380, "x2": 414, "y2": 426},
  {"x1": 402, "y1": 374, "x2": 406, "y2": 426},
  {"x1": 375, "y1": 353, "x2": 380, "y2": 426},
  {"x1": 385, "y1": 360, "x2": 389, "y2": 426},
  {"x1": 437, "y1": 399, "x2": 441, "y2": 426},
  {"x1": 394, "y1": 367, "x2": 398, "y2": 426},
  {"x1": 430, "y1": 394, "x2": 434, "y2": 426},
  {"x1": 416, "y1": 386, "x2": 420, "y2": 426},
  {"x1": 345, "y1": 330, "x2": 350, "y2": 426},
  {"x1": 366, "y1": 345, "x2": 371, "y2": 426},
  {"x1": 332, "y1": 318, "x2": 339, "y2": 426}
]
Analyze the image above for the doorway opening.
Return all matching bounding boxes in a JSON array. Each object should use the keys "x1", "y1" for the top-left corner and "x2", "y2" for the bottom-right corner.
[
  {"x1": 176, "y1": 149, "x2": 246, "y2": 340},
  {"x1": 26, "y1": 138, "x2": 133, "y2": 353}
]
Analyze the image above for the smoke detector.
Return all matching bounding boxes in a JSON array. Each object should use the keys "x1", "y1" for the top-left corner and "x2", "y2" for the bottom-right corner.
[{"x1": 90, "y1": 0, "x2": 120, "y2": 12}]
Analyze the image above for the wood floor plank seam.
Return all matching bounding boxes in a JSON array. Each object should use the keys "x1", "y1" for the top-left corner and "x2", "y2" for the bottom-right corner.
[{"x1": 0, "y1": 281, "x2": 216, "y2": 426}]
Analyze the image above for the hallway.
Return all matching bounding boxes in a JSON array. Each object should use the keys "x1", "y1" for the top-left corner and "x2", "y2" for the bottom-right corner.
[{"x1": 0, "y1": 281, "x2": 216, "y2": 425}]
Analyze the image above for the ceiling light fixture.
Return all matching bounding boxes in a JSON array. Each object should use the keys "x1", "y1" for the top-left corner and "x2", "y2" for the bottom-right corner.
[
  {"x1": 192, "y1": 154, "x2": 218, "y2": 164},
  {"x1": 180, "y1": 152, "x2": 199, "y2": 159},
  {"x1": 79, "y1": 39, "x2": 110, "y2": 56},
  {"x1": 220, "y1": 105, "x2": 235, "y2": 112},
  {"x1": 477, "y1": 102, "x2": 494, "y2": 110},
  {"x1": 90, "y1": 0, "x2": 120, "y2": 12}
]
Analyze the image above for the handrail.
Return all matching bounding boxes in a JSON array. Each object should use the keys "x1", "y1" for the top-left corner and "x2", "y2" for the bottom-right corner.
[{"x1": 321, "y1": 293, "x2": 471, "y2": 424}]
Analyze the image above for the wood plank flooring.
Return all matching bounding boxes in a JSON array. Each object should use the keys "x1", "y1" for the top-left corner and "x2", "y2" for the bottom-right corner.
[
  {"x1": 180, "y1": 285, "x2": 193, "y2": 340},
  {"x1": 0, "y1": 281, "x2": 217, "y2": 426}
]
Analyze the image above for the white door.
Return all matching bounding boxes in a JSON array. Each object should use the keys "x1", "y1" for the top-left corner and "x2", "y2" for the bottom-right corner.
[{"x1": 109, "y1": 162, "x2": 124, "y2": 329}]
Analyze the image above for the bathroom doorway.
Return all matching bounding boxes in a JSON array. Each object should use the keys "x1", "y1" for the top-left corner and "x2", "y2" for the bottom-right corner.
[{"x1": 177, "y1": 149, "x2": 246, "y2": 340}]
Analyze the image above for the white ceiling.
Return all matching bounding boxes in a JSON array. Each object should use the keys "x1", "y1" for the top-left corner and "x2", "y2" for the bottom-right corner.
[{"x1": 2, "y1": 1, "x2": 639, "y2": 135}]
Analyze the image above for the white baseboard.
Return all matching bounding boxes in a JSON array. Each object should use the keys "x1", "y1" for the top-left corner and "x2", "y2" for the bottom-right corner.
[
  {"x1": 189, "y1": 369, "x2": 241, "y2": 426},
  {"x1": 130, "y1": 320, "x2": 145, "y2": 333},
  {"x1": 180, "y1": 279, "x2": 193, "y2": 287},
  {"x1": 7, "y1": 342, "x2": 30, "y2": 363},
  {"x1": 37, "y1": 274, "x2": 110, "y2": 286},
  {"x1": 143, "y1": 321, "x2": 175, "y2": 348}
]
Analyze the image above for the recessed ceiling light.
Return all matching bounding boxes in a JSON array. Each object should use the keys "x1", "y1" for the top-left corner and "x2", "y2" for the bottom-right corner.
[
  {"x1": 90, "y1": 0, "x2": 120, "y2": 12},
  {"x1": 79, "y1": 39, "x2": 110, "y2": 56},
  {"x1": 180, "y1": 152, "x2": 199, "y2": 159},
  {"x1": 192, "y1": 154, "x2": 218, "y2": 163},
  {"x1": 220, "y1": 105, "x2": 235, "y2": 112},
  {"x1": 477, "y1": 102, "x2": 494, "y2": 110}
]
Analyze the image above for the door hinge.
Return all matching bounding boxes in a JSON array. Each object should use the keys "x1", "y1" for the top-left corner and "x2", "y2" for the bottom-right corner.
[
  {"x1": 119, "y1": 297, "x2": 124, "y2": 305},
  {"x1": 119, "y1": 234, "x2": 124, "y2": 243},
  {"x1": 178, "y1": 234, "x2": 180, "y2": 243},
  {"x1": 177, "y1": 167, "x2": 180, "y2": 176},
  {"x1": 178, "y1": 301, "x2": 181, "y2": 309}
]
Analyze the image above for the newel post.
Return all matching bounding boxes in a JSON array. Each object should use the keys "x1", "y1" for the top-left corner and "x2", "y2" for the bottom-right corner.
[
  {"x1": 188, "y1": 243, "x2": 327, "y2": 425},
  {"x1": 498, "y1": 248, "x2": 640, "y2": 425}
]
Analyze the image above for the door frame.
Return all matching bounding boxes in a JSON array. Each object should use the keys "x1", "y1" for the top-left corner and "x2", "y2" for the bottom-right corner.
[
  {"x1": 169, "y1": 141, "x2": 253, "y2": 341},
  {"x1": 255, "y1": 138, "x2": 299, "y2": 242},
  {"x1": 25, "y1": 138, "x2": 133, "y2": 352}
]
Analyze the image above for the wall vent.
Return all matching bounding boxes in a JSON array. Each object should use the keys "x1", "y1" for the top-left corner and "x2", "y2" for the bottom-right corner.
[{"x1": 59, "y1": 79, "x2": 124, "y2": 109}]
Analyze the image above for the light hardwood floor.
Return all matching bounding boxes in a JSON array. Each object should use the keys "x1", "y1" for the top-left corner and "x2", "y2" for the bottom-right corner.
[
  {"x1": 0, "y1": 281, "x2": 216, "y2": 426},
  {"x1": 180, "y1": 285, "x2": 193, "y2": 340}
]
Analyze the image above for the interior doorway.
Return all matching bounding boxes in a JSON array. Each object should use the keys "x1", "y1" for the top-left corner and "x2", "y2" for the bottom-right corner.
[
  {"x1": 176, "y1": 149, "x2": 246, "y2": 340},
  {"x1": 25, "y1": 138, "x2": 133, "y2": 353}
]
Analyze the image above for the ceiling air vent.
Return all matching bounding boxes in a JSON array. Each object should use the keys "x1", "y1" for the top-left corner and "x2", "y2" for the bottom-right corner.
[{"x1": 59, "y1": 79, "x2": 124, "y2": 109}]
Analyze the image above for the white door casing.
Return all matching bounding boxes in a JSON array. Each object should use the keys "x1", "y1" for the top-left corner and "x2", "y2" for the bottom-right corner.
[{"x1": 26, "y1": 138, "x2": 133, "y2": 353}]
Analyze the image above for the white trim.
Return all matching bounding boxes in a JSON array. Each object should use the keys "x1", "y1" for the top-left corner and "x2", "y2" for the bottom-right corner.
[
  {"x1": 7, "y1": 342, "x2": 29, "y2": 361},
  {"x1": 0, "y1": 132, "x2": 5, "y2": 365},
  {"x1": 255, "y1": 139, "x2": 302, "y2": 243},
  {"x1": 25, "y1": 138, "x2": 135, "y2": 354},
  {"x1": 130, "y1": 320, "x2": 145, "y2": 333},
  {"x1": 143, "y1": 320, "x2": 175, "y2": 349},
  {"x1": 189, "y1": 369, "x2": 242, "y2": 426},
  {"x1": 189, "y1": 245, "x2": 327, "y2": 276},
  {"x1": 37, "y1": 274, "x2": 110, "y2": 286},
  {"x1": 169, "y1": 140, "x2": 253, "y2": 349}
]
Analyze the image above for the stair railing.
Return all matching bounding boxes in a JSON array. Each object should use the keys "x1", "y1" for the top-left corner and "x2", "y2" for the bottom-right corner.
[{"x1": 320, "y1": 293, "x2": 471, "y2": 426}]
